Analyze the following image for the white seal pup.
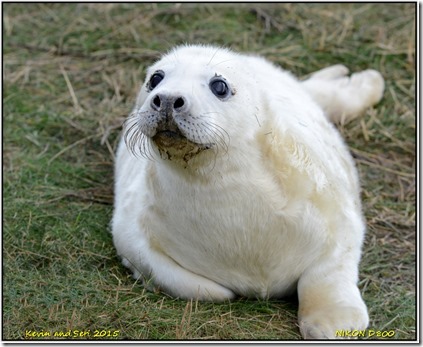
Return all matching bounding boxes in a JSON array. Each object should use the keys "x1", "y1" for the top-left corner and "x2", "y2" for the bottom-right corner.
[{"x1": 112, "y1": 44, "x2": 384, "y2": 339}]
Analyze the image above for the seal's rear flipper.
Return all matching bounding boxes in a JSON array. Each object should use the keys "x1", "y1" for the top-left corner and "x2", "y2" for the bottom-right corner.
[{"x1": 302, "y1": 65, "x2": 385, "y2": 124}]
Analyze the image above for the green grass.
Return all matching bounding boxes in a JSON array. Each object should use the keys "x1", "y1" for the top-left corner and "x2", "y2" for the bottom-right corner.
[{"x1": 3, "y1": 3, "x2": 415, "y2": 341}]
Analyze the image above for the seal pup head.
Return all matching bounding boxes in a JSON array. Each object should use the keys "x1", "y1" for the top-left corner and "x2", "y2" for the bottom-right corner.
[{"x1": 124, "y1": 45, "x2": 260, "y2": 167}]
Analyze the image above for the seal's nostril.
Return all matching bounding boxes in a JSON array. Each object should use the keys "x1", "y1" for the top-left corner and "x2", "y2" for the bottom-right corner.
[
  {"x1": 151, "y1": 94, "x2": 185, "y2": 112},
  {"x1": 153, "y1": 95, "x2": 161, "y2": 109},
  {"x1": 174, "y1": 97, "x2": 184, "y2": 110}
]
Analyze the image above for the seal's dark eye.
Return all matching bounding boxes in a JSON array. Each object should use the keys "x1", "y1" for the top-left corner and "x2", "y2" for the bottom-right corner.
[
  {"x1": 209, "y1": 77, "x2": 231, "y2": 99},
  {"x1": 148, "y1": 71, "x2": 164, "y2": 90}
]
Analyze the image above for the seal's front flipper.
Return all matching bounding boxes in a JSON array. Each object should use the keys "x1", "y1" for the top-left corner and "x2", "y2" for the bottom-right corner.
[
  {"x1": 137, "y1": 247, "x2": 236, "y2": 302},
  {"x1": 297, "y1": 250, "x2": 368, "y2": 339}
]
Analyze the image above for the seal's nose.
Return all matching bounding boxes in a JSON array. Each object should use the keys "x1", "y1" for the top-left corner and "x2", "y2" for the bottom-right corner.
[{"x1": 151, "y1": 94, "x2": 187, "y2": 113}]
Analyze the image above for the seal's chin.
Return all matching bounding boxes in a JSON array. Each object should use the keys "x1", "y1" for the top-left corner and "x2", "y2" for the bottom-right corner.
[{"x1": 152, "y1": 130, "x2": 212, "y2": 162}]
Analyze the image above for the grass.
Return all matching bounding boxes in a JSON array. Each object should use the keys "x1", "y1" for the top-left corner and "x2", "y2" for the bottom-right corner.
[{"x1": 3, "y1": 3, "x2": 416, "y2": 341}]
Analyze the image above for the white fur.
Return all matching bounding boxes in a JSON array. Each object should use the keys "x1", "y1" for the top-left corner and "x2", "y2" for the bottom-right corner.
[{"x1": 112, "y1": 45, "x2": 384, "y2": 339}]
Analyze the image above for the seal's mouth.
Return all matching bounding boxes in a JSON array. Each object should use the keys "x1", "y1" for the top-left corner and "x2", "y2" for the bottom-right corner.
[
  {"x1": 151, "y1": 129, "x2": 213, "y2": 162},
  {"x1": 153, "y1": 130, "x2": 185, "y2": 141},
  {"x1": 152, "y1": 129, "x2": 192, "y2": 149}
]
